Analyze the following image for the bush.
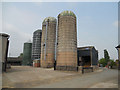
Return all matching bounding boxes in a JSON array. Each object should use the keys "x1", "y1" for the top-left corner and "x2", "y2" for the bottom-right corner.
[{"x1": 99, "y1": 58, "x2": 107, "y2": 67}]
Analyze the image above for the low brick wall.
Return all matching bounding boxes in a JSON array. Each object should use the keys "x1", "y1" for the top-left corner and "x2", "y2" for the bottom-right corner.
[
  {"x1": 92, "y1": 66, "x2": 99, "y2": 71},
  {"x1": 83, "y1": 69, "x2": 93, "y2": 73},
  {"x1": 56, "y1": 66, "x2": 78, "y2": 71},
  {"x1": 78, "y1": 66, "x2": 99, "y2": 73}
]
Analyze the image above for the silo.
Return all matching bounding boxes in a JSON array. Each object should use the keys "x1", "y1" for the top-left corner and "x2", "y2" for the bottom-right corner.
[
  {"x1": 32, "y1": 29, "x2": 42, "y2": 61},
  {"x1": 56, "y1": 11, "x2": 78, "y2": 71},
  {"x1": 0, "y1": 33, "x2": 9, "y2": 72},
  {"x1": 41, "y1": 17, "x2": 56, "y2": 68},
  {"x1": 22, "y1": 42, "x2": 32, "y2": 65}
]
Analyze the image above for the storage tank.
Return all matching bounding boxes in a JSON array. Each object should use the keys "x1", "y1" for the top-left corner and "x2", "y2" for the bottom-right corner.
[
  {"x1": 32, "y1": 29, "x2": 42, "y2": 61},
  {"x1": 22, "y1": 42, "x2": 32, "y2": 65},
  {"x1": 41, "y1": 17, "x2": 56, "y2": 68},
  {"x1": 0, "y1": 33, "x2": 9, "y2": 72},
  {"x1": 56, "y1": 11, "x2": 78, "y2": 71}
]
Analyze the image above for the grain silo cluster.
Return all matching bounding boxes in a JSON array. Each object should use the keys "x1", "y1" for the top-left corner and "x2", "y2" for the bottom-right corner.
[
  {"x1": 21, "y1": 10, "x2": 98, "y2": 71},
  {"x1": 22, "y1": 10, "x2": 78, "y2": 70}
]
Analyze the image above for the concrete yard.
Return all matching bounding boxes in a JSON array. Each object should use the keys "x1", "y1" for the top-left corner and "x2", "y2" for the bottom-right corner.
[
  {"x1": 2, "y1": 66, "x2": 118, "y2": 88},
  {"x1": 2, "y1": 66, "x2": 79, "y2": 88}
]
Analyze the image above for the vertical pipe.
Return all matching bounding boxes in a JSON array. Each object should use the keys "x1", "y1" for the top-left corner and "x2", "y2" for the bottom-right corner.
[
  {"x1": 44, "y1": 21, "x2": 48, "y2": 60},
  {"x1": 54, "y1": 19, "x2": 58, "y2": 70},
  {"x1": 55, "y1": 19, "x2": 58, "y2": 61}
]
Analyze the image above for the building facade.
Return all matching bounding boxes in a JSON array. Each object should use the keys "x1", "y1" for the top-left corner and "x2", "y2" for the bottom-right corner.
[
  {"x1": 77, "y1": 46, "x2": 98, "y2": 67},
  {"x1": 7, "y1": 57, "x2": 22, "y2": 66}
]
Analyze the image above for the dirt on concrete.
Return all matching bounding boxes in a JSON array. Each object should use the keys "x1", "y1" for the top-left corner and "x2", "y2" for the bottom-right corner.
[
  {"x1": 2, "y1": 66, "x2": 117, "y2": 88},
  {"x1": 2, "y1": 66, "x2": 82, "y2": 88}
]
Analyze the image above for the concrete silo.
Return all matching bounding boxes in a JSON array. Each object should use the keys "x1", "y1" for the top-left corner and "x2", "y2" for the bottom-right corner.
[
  {"x1": 22, "y1": 42, "x2": 32, "y2": 66},
  {"x1": 56, "y1": 11, "x2": 78, "y2": 71},
  {"x1": 0, "y1": 33, "x2": 9, "y2": 72},
  {"x1": 41, "y1": 17, "x2": 56, "y2": 68},
  {"x1": 32, "y1": 29, "x2": 42, "y2": 61}
]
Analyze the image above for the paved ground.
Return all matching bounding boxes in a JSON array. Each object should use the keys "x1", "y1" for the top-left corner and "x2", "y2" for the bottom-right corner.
[
  {"x1": 2, "y1": 66, "x2": 79, "y2": 88},
  {"x1": 2, "y1": 66, "x2": 118, "y2": 88},
  {"x1": 34, "y1": 68, "x2": 118, "y2": 88}
]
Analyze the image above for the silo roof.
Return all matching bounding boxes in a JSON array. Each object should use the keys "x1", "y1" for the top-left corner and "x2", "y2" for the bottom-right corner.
[
  {"x1": 34, "y1": 29, "x2": 42, "y2": 33},
  {"x1": 116, "y1": 45, "x2": 120, "y2": 48},
  {"x1": 43, "y1": 17, "x2": 56, "y2": 23},
  {"x1": 58, "y1": 10, "x2": 76, "y2": 17},
  {"x1": 0, "y1": 33, "x2": 10, "y2": 38}
]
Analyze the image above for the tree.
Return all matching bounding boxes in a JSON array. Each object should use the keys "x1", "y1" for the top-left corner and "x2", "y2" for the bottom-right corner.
[
  {"x1": 104, "y1": 49, "x2": 110, "y2": 64},
  {"x1": 18, "y1": 53, "x2": 23, "y2": 58},
  {"x1": 99, "y1": 58, "x2": 106, "y2": 67},
  {"x1": 109, "y1": 60, "x2": 116, "y2": 66}
]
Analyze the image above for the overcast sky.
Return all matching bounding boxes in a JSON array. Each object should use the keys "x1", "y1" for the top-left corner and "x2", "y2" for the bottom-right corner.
[{"x1": 2, "y1": 2, "x2": 118, "y2": 60}]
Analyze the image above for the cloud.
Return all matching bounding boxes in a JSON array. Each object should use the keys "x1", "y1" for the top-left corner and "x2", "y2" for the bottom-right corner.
[
  {"x1": 2, "y1": 4, "x2": 43, "y2": 56},
  {"x1": 3, "y1": 23, "x2": 31, "y2": 39},
  {"x1": 33, "y1": 2, "x2": 43, "y2": 6},
  {"x1": 3, "y1": 23, "x2": 31, "y2": 57},
  {"x1": 113, "y1": 20, "x2": 120, "y2": 28},
  {"x1": 3, "y1": 5, "x2": 40, "y2": 27}
]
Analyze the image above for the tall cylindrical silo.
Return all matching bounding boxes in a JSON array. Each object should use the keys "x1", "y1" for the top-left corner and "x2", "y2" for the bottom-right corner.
[
  {"x1": 22, "y1": 42, "x2": 32, "y2": 66},
  {"x1": 56, "y1": 11, "x2": 78, "y2": 71},
  {"x1": 41, "y1": 17, "x2": 56, "y2": 68},
  {"x1": 32, "y1": 29, "x2": 42, "y2": 61},
  {"x1": 0, "y1": 33, "x2": 9, "y2": 72}
]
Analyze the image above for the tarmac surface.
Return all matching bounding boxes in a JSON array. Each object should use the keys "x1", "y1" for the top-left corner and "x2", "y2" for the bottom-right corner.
[
  {"x1": 2, "y1": 66, "x2": 118, "y2": 88},
  {"x1": 34, "y1": 68, "x2": 118, "y2": 88}
]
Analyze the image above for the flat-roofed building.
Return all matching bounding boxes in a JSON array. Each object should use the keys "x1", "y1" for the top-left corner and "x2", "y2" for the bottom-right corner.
[{"x1": 77, "y1": 46, "x2": 98, "y2": 67}]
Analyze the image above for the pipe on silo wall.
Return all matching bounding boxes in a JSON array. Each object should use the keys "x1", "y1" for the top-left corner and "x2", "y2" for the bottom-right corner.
[
  {"x1": 56, "y1": 11, "x2": 78, "y2": 71},
  {"x1": 40, "y1": 17, "x2": 56, "y2": 68}
]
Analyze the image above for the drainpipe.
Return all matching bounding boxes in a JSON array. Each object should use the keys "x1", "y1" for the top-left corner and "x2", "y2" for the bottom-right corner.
[{"x1": 44, "y1": 21, "x2": 48, "y2": 60}]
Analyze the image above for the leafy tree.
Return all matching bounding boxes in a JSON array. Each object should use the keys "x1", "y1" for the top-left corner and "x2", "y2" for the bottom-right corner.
[
  {"x1": 18, "y1": 53, "x2": 23, "y2": 58},
  {"x1": 109, "y1": 60, "x2": 116, "y2": 67},
  {"x1": 99, "y1": 58, "x2": 106, "y2": 67},
  {"x1": 104, "y1": 49, "x2": 110, "y2": 64}
]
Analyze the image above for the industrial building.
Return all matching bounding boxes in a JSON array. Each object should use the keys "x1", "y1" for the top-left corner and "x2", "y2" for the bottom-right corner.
[
  {"x1": 22, "y1": 42, "x2": 32, "y2": 66},
  {"x1": 7, "y1": 57, "x2": 22, "y2": 66},
  {"x1": 0, "y1": 33, "x2": 10, "y2": 72},
  {"x1": 32, "y1": 29, "x2": 42, "y2": 61},
  {"x1": 116, "y1": 45, "x2": 120, "y2": 70},
  {"x1": 56, "y1": 11, "x2": 78, "y2": 71},
  {"x1": 40, "y1": 17, "x2": 56, "y2": 68},
  {"x1": 77, "y1": 46, "x2": 98, "y2": 67}
]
